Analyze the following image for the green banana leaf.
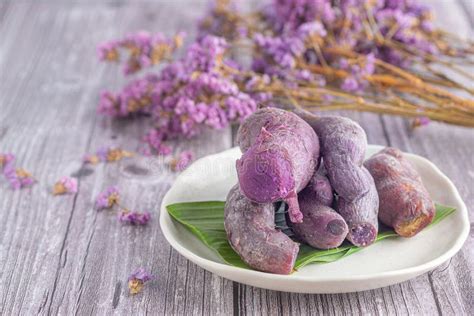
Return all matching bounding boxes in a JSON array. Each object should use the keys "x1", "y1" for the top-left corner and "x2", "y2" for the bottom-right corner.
[{"x1": 166, "y1": 202, "x2": 456, "y2": 270}]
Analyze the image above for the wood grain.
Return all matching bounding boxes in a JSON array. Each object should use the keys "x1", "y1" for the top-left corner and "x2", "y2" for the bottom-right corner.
[
  {"x1": 0, "y1": 2, "x2": 233, "y2": 315},
  {"x1": 0, "y1": 1, "x2": 472, "y2": 315}
]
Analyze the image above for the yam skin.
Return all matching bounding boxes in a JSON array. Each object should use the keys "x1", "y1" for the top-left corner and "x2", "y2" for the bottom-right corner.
[
  {"x1": 364, "y1": 147, "x2": 435, "y2": 237},
  {"x1": 336, "y1": 167, "x2": 379, "y2": 247},
  {"x1": 296, "y1": 111, "x2": 370, "y2": 202},
  {"x1": 224, "y1": 185, "x2": 299, "y2": 274},
  {"x1": 236, "y1": 108, "x2": 320, "y2": 223},
  {"x1": 290, "y1": 173, "x2": 349, "y2": 249}
]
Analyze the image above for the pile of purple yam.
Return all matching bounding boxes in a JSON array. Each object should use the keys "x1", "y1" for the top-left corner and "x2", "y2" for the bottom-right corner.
[{"x1": 224, "y1": 107, "x2": 436, "y2": 274}]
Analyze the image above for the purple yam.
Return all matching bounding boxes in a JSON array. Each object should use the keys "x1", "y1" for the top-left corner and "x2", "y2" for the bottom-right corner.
[
  {"x1": 224, "y1": 185, "x2": 299, "y2": 274},
  {"x1": 236, "y1": 108, "x2": 320, "y2": 223},
  {"x1": 289, "y1": 173, "x2": 348, "y2": 249},
  {"x1": 309, "y1": 172, "x2": 334, "y2": 207},
  {"x1": 336, "y1": 167, "x2": 379, "y2": 247},
  {"x1": 295, "y1": 110, "x2": 369, "y2": 202},
  {"x1": 364, "y1": 147, "x2": 435, "y2": 237}
]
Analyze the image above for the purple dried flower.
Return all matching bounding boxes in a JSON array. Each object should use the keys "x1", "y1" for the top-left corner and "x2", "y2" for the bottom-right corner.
[
  {"x1": 99, "y1": 35, "x2": 258, "y2": 156},
  {"x1": 53, "y1": 176, "x2": 78, "y2": 195},
  {"x1": 271, "y1": 0, "x2": 335, "y2": 32},
  {"x1": 341, "y1": 77, "x2": 360, "y2": 92},
  {"x1": 0, "y1": 153, "x2": 15, "y2": 170},
  {"x1": 97, "y1": 40, "x2": 120, "y2": 62},
  {"x1": 198, "y1": 0, "x2": 244, "y2": 40},
  {"x1": 3, "y1": 167, "x2": 35, "y2": 190},
  {"x1": 412, "y1": 116, "x2": 431, "y2": 128},
  {"x1": 96, "y1": 186, "x2": 120, "y2": 210},
  {"x1": 98, "y1": 31, "x2": 185, "y2": 75},
  {"x1": 118, "y1": 210, "x2": 151, "y2": 225},
  {"x1": 128, "y1": 268, "x2": 153, "y2": 294},
  {"x1": 261, "y1": 0, "x2": 438, "y2": 68},
  {"x1": 170, "y1": 150, "x2": 195, "y2": 172},
  {"x1": 297, "y1": 21, "x2": 327, "y2": 38}
]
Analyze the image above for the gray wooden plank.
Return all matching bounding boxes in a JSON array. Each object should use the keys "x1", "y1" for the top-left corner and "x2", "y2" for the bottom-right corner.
[
  {"x1": 0, "y1": 2, "x2": 234, "y2": 315},
  {"x1": 459, "y1": 0, "x2": 473, "y2": 28}
]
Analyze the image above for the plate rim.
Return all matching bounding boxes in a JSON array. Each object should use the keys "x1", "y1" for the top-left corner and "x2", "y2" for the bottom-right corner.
[{"x1": 159, "y1": 145, "x2": 470, "y2": 283}]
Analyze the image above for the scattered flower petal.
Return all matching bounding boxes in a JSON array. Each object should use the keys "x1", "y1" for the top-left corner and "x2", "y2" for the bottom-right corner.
[
  {"x1": 128, "y1": 268, "x2": 153, "y2": 294},
  {"x1": 3, "y1": 167, "x2": 35, "y2": 190},
  {"x1": 170, "y1": 150, "x2": 195, "y2": 172},
  {"x1": 96, "y1": 186, "x2": 120, "y2": 210},
  {"x1": 412, "y1": 116, "x2": 431, "y2": 128},
  {"x1": 53, "y1": 176, "x2": 78, "y2": 195},
  {"x1": 0, "y1": 153, "x2": 15, "y2": 170},
  {"x1": 118, "y1": 210, "x2": 151, "y2": 225}
]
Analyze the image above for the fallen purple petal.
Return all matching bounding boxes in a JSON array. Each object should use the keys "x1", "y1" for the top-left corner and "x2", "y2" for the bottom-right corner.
[
  {"x1": 128, "y1": 268, "x2": 153, "y2": 294},
  {"x1": 53, "y1": 176, "x2": 78, "y2": 195},
  {"x1": 96, "y1": 186, "x2": 120, "y2": 210},
  {"x1": 118, "y1": 210, "x2": 151, "y2": 225}
]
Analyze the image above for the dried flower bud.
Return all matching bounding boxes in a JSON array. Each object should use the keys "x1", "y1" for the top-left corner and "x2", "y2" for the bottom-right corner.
[
  {"x1": 128, "y1": 268, "x2": 153, "y2": 294},
  {"x1": 53, "y1": 176, "x2": 78, "y2": 195},
  {"x1": 0, "y1": 153, "x2": 15, "y2": 170},
  {"x1": 96, "y1": 186, "x2": 120, "y2": 210},
  {"x1": 118, "y1": 210, "x2": 151, "y2": 225},
  {"x1": 170, "y1": 150, "x2": 195, "y2": 172},
  {"x1": 3, "y1": 167, "x2": 35, "y2": 190},
  {"x1": 412, "y1": 116, "x2": 431, "y2": 128}
]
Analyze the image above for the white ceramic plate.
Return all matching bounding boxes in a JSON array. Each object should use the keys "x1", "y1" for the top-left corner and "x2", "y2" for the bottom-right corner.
[{"x1": 160, "y1": 145, "x2": 469, "y2": 293}]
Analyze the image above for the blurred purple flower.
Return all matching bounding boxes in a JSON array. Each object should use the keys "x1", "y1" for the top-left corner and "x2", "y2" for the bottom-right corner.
[
  {"x1": 53, "y1": 176, "x2": 78, "y2": 195},
  {"x1": 0, "y1": 153, "x2": 15, "y2": 171},
  {"x1": 171, "y1": 150, "x2": 195, "y2": 172},
  {"x1": 3, "y1": 167, "x2": 35, "y2": 190},
  {"x1": 118, "y1": 210, "x2": 151, "y2": 225},
  {"x1": 96, "y1": 186, "x2": 120, "y2": 210},
  {"x1": 99, "y1": 35, "x2": 258, "y2": 156},
  {"x1": 128, "y1": 268, "x2": 153, "y2": 295}
]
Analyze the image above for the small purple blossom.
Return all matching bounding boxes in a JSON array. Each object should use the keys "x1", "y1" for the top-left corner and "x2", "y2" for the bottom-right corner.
[
  {"x1": 0, "y1": 153, "x2": 15, "y2": 170},
  {"x1": 118, "y1": 210, "x2": 151, "y2": 225},
  {"x1": 53, "y1": 176, "x2": 78, "y2": 195},
  {"x1": 3, "y1": 167, "x2": 35, "y2": 190},
  {"x1": 128, "y1": 268, "x2": 153, "y2": 295},
  {"x1": 171, "y1": 150, "x2": 195, "y2": 172},
  {"x1": 197, "y1": 0, "x2": 243, "y2": 40},
  {"x1": 270, "y1": 0, "x2": 335, "y2": 32},
  {"x1": 96, "y1": 186, "x2": 120, "y2": 210},
  {"x1": 341, "y1": 77, "x2": 359, "y2": 92},
  {"x1": 1, "y1": 154, "x2": 35, "y2": 189},
  {"x1": 340, "y1": 54, "x2": 376, "y2": 93},
  {"x1": 412, "y1": 116, "x2": 431, "y2": 128}
]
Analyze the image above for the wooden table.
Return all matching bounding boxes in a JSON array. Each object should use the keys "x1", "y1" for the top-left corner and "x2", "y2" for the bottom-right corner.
[{"x1": 0, "y1": 1, "x2": 472, "y2": 315}]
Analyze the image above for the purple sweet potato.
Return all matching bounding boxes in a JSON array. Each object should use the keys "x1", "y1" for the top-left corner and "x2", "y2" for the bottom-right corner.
[
  {"x1": 336, "y1": 167, "x2": 379, "y2": 247},
  {"x1": 295, "y1": 111, "x2": 370, "y2": 202},
  {"x1": 236, "y1": 108, "x2": 320, "y2": 223},
  {"x1": 308, "y1": 171, "x2": 334, "y2": 207},
  {"x1": 224, "y1": 185, "x2": 299, "y2": 274},
  {"x1": 290, "y1": 173, "x2": 348, "y2": 249},
  {"x1": 364, "y1": 147, "x2": 435, "y2": 237}
]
